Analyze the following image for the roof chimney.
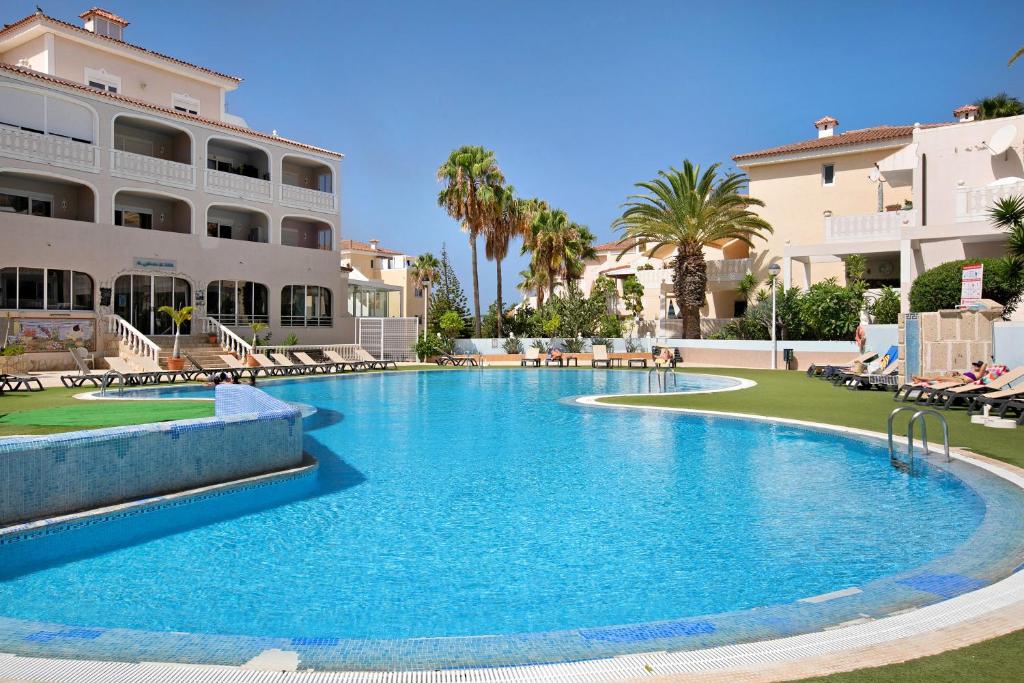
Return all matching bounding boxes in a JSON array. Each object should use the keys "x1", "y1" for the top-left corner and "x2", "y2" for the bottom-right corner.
[
  {"x1": 369, "y1": 239, "x2": 379, "y2": 251},
  {"x1": 80, "y1": 7, "x2": 129, "y2": 40},
  {"x1": 814, "y1": 116, "x2": 839, "y2": 138},
  {"x1": 953, "y1": 104, "x2": 978, "y2": 123}
]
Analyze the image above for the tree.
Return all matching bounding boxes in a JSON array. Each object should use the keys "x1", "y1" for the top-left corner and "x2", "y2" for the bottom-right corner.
[
  {"x1": 612, "y1": 161, "x2": 773, "y2": 338},
  {"x1": 428, "y1": 245, "x2": 471, "y2": 335},
  {"x1": 436, "y1": 146, "x2": 505, "y2": 336},
  {"x1": 523, "y1": 208, "x2": 596, "y2": 303},
  {"x1": 990, "y1": 195, "x2": 1024, "y2": 264},
  {"x1": 481, "y1": 185, "x2": 534, "y2": 338},
  {"x1": 974, "y1": 93, "x2": 1024, "y2": 120},
  {"x1": 410, "y1": 252, "x2": 440, "y2": 336},
  {"x1": 621, "y1": 275, "x2": 645, "y2": 323},
  {"x1": 158, "y1": 305, "x2": 193, "y2": 361},
  {"x1": 516, "y1": 263, "x2": 549, "y2": 309}
]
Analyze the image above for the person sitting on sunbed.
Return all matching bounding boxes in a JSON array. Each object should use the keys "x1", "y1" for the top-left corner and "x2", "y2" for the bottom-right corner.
[
  {"x1": 963, "y1": 361, "x2": 987, "y2": 383},
  {"x1": 655, "y1": 348, "x2": 673, "y2": 366},
  {"x1": 548, "y1": 347, "x2": 563, "y2": 362}
]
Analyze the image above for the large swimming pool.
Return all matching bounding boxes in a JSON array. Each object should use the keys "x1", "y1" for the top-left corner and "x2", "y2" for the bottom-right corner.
[{"x1": 2, "y1": 369, "x2": 1023, "y2": 670}]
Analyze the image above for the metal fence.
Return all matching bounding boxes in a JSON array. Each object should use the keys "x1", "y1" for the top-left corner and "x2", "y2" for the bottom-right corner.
[{"x1": 357, "y1": 317, "x2": 419, "y2": 361}]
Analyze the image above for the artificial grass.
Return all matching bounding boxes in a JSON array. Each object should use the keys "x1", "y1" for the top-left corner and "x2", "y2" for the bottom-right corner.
[
  {"x1": 599, "y1": 368, "x2": 1023, "y2": 468},
  {"x1": 796, "y1": 628, "x2": 1024, "y2": 682},
  {"x1": 0, "y1": 386, "x2": 212, "y2": 436}
]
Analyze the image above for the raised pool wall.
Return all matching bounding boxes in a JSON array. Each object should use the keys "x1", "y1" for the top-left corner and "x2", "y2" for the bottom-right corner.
[{"x1": 0, "y1": 385, "x2": 303, "y2": 526}]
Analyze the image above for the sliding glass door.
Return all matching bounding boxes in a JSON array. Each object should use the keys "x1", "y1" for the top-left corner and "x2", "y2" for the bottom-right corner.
[{"x1": 114, "y1": 275, "x2": 191, "y2": 335}]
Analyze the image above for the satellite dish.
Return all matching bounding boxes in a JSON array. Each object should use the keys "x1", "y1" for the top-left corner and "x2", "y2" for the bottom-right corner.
[
  {"x1": 868, "y1": 167, "x2": 881, "y2": 182},
  {"x1": 987, "y1": 125, "x2": 1017, "y2": 155}
]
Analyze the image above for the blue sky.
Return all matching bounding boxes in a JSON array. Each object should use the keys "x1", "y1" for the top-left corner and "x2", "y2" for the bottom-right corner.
[{"x1": 18, "y1": 1, "x2": 1024, "y2": 304}]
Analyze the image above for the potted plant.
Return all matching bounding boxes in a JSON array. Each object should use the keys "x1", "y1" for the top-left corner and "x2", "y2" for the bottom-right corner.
[
  {"x1": 0, "y1": 342, "x2": 28, "y2": 375},
  {"x1": 157, "y1": 305, "x2": 193, "y2": 371},
  {"x1": 207, "y1": 328, "x2": 218, "y2": 345},
  {"x1": 248, "y1": 322, "x2": 268, "y2": 367}
]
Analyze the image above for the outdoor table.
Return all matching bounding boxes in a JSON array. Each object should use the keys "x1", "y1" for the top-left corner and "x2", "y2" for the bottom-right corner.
[
  {"x1": 627, "y1": 358, "x2": 648, "y2": 368},
  {"x1": 564, "y1": 355, "x2": 579, "y2": 367}
]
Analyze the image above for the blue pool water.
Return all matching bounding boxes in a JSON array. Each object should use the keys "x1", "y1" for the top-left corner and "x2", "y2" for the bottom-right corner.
[{"x1": 0, "y1": 371, "x2": 987, "y2": 641}]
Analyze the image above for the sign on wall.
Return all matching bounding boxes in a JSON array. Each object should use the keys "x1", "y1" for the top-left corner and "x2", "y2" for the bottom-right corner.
[
  {"x1": 5, "y1": 318, "x2": 96, "y2": 353},
  {"x1": 960, "y1": 263, "x2": 984, "y2": 307},
  {"x1": 134, "y1": 257, "x2": 176, "y2": 270}
]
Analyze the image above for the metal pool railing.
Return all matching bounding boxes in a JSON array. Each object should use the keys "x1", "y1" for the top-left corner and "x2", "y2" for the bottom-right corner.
[{"x1": 888, "y1": 407, "x2": 950, "y2": 472}]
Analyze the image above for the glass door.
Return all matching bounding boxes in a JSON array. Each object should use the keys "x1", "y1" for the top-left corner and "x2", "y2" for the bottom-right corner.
[{"x1": 113, "y1": 275, "x2": 190, "y2": 335}]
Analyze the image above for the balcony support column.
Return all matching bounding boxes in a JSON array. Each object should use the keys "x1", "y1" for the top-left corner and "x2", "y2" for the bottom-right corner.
[
  {"x1": 783, "y1": 255, "x2": 792, "y2": 290},
  {"x1": 899, "y1": 238, "x2": 914, "y2": 314}
]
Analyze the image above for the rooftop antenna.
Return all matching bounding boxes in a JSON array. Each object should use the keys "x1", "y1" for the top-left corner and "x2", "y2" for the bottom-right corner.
[{"x1": 985, "y1": 125, "x2": 1017, "y2": 156}]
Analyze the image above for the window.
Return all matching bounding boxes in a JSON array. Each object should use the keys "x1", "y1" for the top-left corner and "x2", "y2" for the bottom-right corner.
[
  {"x1": 281, "y1": 285, "x2": 332, "y2": 327},
  {"x1": 207, "y1": 280, "x2": 269, "y2": 326},
  {"x1": 822, "y1": 163, "x2": 835, "y2": 186},
  {"x1": 91, "y1": 17, "x2": 123, "y2": 40},
  {"x1": 172, "y1": 93, "x2": 200, "y2": 116},
  {"x1": 207, "y1": 220, "x2": 233, "y2": 239},
  {"x1": 348, "y1": 286, "x2": 390, "y2": 317},
  {"x1": 115, "y1": 207, "x2": 153, "y2": 230},
  {"x1": 84, "y1": 68, "x2": 120, "y2": 94},
  {"x1": 0, "y1": 267, "x2": 93, "y2": 310},
  {"x1": 0, "y1": 189, "x2": 53, "y2": 218}
]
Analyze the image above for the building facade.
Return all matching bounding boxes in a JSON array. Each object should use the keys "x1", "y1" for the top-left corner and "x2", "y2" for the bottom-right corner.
[
  {"x1": 339, "y1": 239, "x2": 426, "y2": 322},
  {"x1": 0, "y1": 8, "x2": 347, "y2": 366}
]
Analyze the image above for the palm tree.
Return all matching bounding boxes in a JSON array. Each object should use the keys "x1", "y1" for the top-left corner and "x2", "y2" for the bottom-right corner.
[
  {"x1": 436, "y1": 146, "x2": 505, "y2": 336},
  {"x1": 410, "y1": 252, "x2": 441, "y2": 332},
  {"x1": 158, "y1": 305, "x2": 194, "y2": 366},
  {"x1": 481, "y1": 185, "x2": 534, "y2": 337},
  {"x1": 974, "y1": 93, "x2": 1024, "y2": 120},
  {"x1": 612, "y1": 161, "x2": 773, "y2": 338},
  {"x1": 523, "y1": 209, "x2": 596, "y2": 304},
  {"x1": 990, "y1": 195, "x2": 1024, "y2": 263},
  {"x1": 517, "y1": 263, "x2": 549, "y2": 309}
]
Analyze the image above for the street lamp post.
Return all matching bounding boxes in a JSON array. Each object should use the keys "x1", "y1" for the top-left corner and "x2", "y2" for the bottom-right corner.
[
  {"x1": 768, "y1": 262, "x2": 781, "y2": 370},
  {"x1": 420, "y1": 277, "x2": 431, "y2": 362}
]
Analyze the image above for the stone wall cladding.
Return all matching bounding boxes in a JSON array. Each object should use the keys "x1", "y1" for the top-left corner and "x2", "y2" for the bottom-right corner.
[{"x1": 0, "y1": 385, "x2": 302, "y2": 525}]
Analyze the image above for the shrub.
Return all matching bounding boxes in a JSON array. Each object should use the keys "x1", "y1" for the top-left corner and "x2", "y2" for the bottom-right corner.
[
  {"x1": 563, "y1": 337, "x2": 586, "y2": 353},
  {"x1": 798, "y1": 277, "x2": 863, "y2": 341},
  {"x1": 413, "y1": 333, "x2": 448, "y2": 359},
  {"x1": 624, "y1": 337, "x2": 641, "y2": 353},
  {"x1": 2, "y1": 343, "x2": 26, "y2": 356},
  {"x1": 439, "y1": 310, "x2": 465, "y2": 340},
  {"x1": 908, "y1": 258, "x2": 1024, "y2": 316},
  {"x1": 502, "y1": 336, "x2": 524, "y2": 354},
  {"x1": 598, "y1": 314, "x2": 623, "y2": 337},
  {"x1": 531, "y1": 338, "x2": 549, "y2": 353},
  {"x1": 869, "y1": 286, "x2": 900, "y2": 324},
  {"x1": 591, "y1": 336, "x2": 611, "y2": 349}
]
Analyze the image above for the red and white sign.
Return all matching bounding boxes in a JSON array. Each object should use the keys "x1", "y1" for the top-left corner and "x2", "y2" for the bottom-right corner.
[{"x1": 960, "y1": 263, "x2": 984, "y2": 307}]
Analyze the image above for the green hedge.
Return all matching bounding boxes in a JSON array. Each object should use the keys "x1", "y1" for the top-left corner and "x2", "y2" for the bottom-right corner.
[{"x1": 908, "y1": 258, "x2": 1023, "y2": 314}]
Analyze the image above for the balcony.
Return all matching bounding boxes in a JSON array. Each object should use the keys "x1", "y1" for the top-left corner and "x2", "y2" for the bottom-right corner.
[
  {"x1": 824, "y1": 209, "x2": 915, "y2": 242},
  {"x1": 281, "y1": 216, "x2": 333, "y2": 251},
  {"x1": 115, "y1": 190, "x2": 191, "y2": 234},
  {"x1": 111, "y1": 150, "x2": 195, "y2": 190},
  {"x1": 955, "y1": 178, "x2": 1024, "y2": 223},
  {"x1": 280, "y1": 183, "x2": 336, "y2": 213},
  {"x1": 0, "y1": 127, "x2": 99, "y2": 173},
  {"x1": 706, "y1": 257, "x2": 753, "y2": 282},
  {"x1": 280, "y1": 155, "x2": 336, "y2": 214},
  {"x1": 0, "y1": 170, "x2": 95, "y2": 222},
  {"x1": 205, "y1": 168, "x2": 273, "y2": 203}
]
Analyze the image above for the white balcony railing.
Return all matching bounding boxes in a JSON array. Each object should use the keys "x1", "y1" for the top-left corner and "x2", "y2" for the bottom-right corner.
[
  {"x1": 955, "y1": 180, "x2": 1024, "y2": 223},
  {"x1": 204, "y1": 168, "x2": 273, "y2": 203},
  {"x1": 0, "y1": 127, "x2": 99, "y2": 173},
  {"x1": 110, "y1": 149, "x2": 195, "y2": 190},
  {"x1": 280, "y1": 183, "x2": 337, "y2": 214},
  {"x1": 706, "y1": 257, "x2": 754, "y2": 282},
  {"x1": 824, "y1": 209, "x2": 915, "y2": 242}
]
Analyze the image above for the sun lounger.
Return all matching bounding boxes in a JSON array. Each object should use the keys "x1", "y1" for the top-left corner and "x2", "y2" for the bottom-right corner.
[
  {"x1": 545, "y1": 352, "x2": 564, "y2": 367},
  {"x1": 291, "y1": 351, "x2": 337, "y2": 374},
  {"x1": 844, "y1": 360, "x2": 900, "y2": 390},
  {"x1": 893, "y1": 377, "x2": 967, "y2": 402},
  {"x1": 250, "y1": 353, "x2": 298, "y2": 376},
  {"x1": 0, "y1": 372, "x2": 44, "y2": 392},
  {"x1": 354, "y1": 348, "x2": 398, "y2": 370},
  {"x1": 808, "y1": 351, "x2": 877, "y2": 379},
  {"x1": 269, "y1": 352, "x2": 319, "y2": 375},
  {"x1": 437, "y1": 353, "x2": 478, "y2": 367},
  {"x1": 832, "y1": 346, "x2": 897, "y2": 386},
  {"x1": 218, "y1": 354, "x2": 264, "y2": 380},
  {"x1": 137, "y1": 357, "x2": 189, "y2": 384},
  {"x1": 60, "y1": 348, "x2": 107, "y2": 387},
  {"x1": 967, "y1": 384, "x2": 1024, "y2": 415},
  {"x1": 1003, "y1": 399, "x2": 1024, "y2": 425},
  {"x1": 928, "y1": 367, "x2": 1024, "y2": 409},
  {"x1": 183, "y1": 353, "x2": 236, "y2": 382},
  {"x1": 103, "y1": 356, "x2": 161, "y2": 385},
  {"x1": 591, "y1": 344, "x2": 611, "y2": 368},
  {"x1": 323, "y1": 349, "x2": 366, "y2": 371},
  {"x1": 520, "y1": 347, "x2": 541, "y2": 367}
]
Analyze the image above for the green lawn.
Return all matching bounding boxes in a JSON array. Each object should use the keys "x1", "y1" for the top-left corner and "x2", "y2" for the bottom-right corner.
[
  {"x1": 0, "y1": 386, "x2": 213, "y2": 436},
  {"x1": 600, "y1": 367, "x2": 1022, "y2": 467},
  {"x1": 602, "y1": 367, "x2": 1023, "y2": 681}
]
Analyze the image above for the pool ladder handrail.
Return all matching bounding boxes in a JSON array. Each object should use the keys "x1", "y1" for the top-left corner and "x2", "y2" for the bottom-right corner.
[
  {"x1": 887, "y1": 407, "x2": 951, "y2": 471},
  {"x1": 647, "y1": 367, "x2": 678, "y2": 393},
  {"x1": 99, "y1": 369, "x2": 127, "y2": 396}
]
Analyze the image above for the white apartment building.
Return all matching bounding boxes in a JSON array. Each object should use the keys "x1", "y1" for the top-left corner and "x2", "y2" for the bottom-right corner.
[
  {"x1": 580, "y1": 107, "x2": 1022, "y2": 337},
  {"x1": 340, "y1": 239, "x2": 426, "y2": 321},
  {"x1": 0, "y1": 8, "x2": 347, "y2": 367}
]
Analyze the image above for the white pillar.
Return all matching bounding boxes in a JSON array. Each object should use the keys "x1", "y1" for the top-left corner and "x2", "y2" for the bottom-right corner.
[
  {"x1": 783, "y1": 255, "x2": 792, "y2": 290},
  {"x1": 802, "y1": 260, "x2": 813, "y2": 291},
  {"x1": 899, "y1": 239, "x2": 913, "y2": 314}
]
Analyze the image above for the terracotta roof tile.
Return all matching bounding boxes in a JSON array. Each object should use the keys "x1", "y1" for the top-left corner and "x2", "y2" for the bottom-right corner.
[
  {"x1": 0, "y1": 62, "x2": 342, "y2": 158},
  {"x1": 814, "y1": 116, "x2": 838, "y2": 126},
  {"x1": 80, "y1": 7, "x2": 129, "y2": 27},
  {"x1": 594, "y1": 238, "x2": 638, "y2": 252},
  {"x1": 338, "y1": 239, "x2": 406, "y2": 256},
  {"x1": 733, "y1": 123, "x2": 949, "y2": 162},
  {"x1": 1, "y1": 11, "x2": 241, "y2": 83},
  {"x1": 953, "y1": 104, "x2": 979, "y2": 116}
]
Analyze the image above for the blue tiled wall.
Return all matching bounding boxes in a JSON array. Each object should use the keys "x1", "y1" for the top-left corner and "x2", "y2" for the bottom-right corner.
[{"x1": 0, "y1": 386, "x2": 302, "y2": 526}]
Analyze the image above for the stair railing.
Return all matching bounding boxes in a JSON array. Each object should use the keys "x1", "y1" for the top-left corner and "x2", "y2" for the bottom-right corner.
[
  {"x1": 199, "y1": 317, "x2": 252, "y2": 359},
  {"x1": 106, "y1": 314, "x2": 161, "y2": 365}
]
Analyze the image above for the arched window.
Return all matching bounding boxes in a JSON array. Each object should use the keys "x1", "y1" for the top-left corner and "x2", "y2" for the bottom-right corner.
[
  {"x1": 281, "y1": 285, "x2": 332, "y2": 327},
  {"x1": 0, "y1": 267, "x2": 93, "y2": 310},
  {"x1": 206, "y1": 280, "x2": 269, "y2": 326}
]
